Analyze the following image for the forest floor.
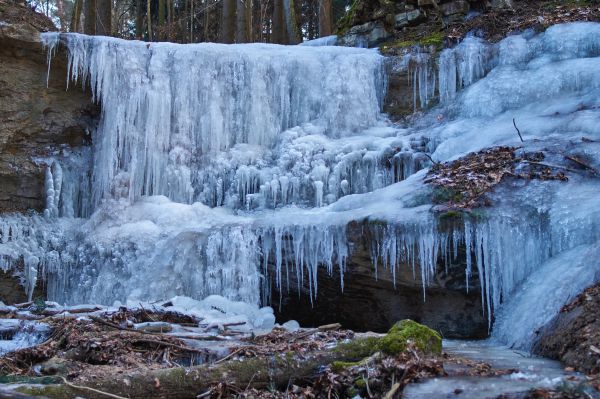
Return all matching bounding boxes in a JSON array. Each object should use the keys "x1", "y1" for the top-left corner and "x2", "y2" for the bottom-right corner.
[{"x1": 0, "y1": 304, "x2": 540, "y2": 399}]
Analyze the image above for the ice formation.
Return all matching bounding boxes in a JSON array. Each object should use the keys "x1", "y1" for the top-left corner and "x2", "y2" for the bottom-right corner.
[{"x1": 1, "y1": 23, "x2": 599, "y2": 348}]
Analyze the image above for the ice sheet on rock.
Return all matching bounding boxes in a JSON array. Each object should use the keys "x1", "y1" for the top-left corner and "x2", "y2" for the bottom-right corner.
[
  {"x1": 166, "y1": 295, "x2": 275, "y2": 332},
  {"x1": 300, "y1": 35, "x2": 338, "y2": 46},
  {"x1": 0, "y1": 320, "x2": 51, "y2": 356}
]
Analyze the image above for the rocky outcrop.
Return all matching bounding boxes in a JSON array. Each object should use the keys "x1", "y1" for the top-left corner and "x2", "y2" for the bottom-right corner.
[
  {"x1": 0, "y1": 1, "x2": 97, "y2": 304},
  {"x1": 273, "y1": 221, "x2": 488, "y2": 339},
  {"x1": 533, "y1": 284, "x2": 600, "y2": 375},
  {"x1": 0, "y1": 0, "x2": 97, "y2": 213}
]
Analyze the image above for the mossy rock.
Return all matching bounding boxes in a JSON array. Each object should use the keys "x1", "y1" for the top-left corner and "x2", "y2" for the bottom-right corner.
[
  {"x1": 378, "y1": 319, "x2": 442, "y2": 355},
  {"x1": 335, "y1": 320, "x2": 442, "y2": 361}
]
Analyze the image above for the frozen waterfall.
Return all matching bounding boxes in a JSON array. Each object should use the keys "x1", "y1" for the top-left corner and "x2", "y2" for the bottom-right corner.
[{"x1": 0, "y1": 22, "x2": 599, "y2": 349}]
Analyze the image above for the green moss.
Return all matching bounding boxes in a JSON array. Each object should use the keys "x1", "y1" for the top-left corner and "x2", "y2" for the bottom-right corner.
[
  {"x1": 378, "y1": 320, "x2": 442, "y2": 355},
  {"x1": 354, "y1": 378, "x2": 367, "y2": 389},
  {"x1": 431, "y1": 187, "x2": 463, "y2": 204},
  {"x1": 335, "y1": 0, "x2": 362, "y2": 35},
  {"x1": 0, "y1": 375, "x2": 62, "y2": 384},
  {"x1": 331, "y1": 360, "x2": 362, "y2": 372},
  {"x1": 438, "y1": 210, "x2": 463, "y2": 221},
  {"x1": 380, "y1": 31, "x2": 445, "y2": 54},
  {"x1": 335, "y1": 336, "x2": 380, "y2": 359},
  {"x1": 335, "y1": 320, "x2": 441, "y2": 362},
  {"x1": 15, "y1": 385, "x2": 73, "y2": 399}
]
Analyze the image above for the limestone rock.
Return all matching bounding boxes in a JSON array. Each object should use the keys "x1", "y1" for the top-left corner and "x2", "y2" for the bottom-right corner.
[
  {"x1": 338, "y1": 21, "x2": 392, "y2": 47},
  {"x1": 440, "y1": 0, "x2": 470, "y2": 16},
  {"x1": 0, "y1": 4, "x2": 98, "y2": 213}
]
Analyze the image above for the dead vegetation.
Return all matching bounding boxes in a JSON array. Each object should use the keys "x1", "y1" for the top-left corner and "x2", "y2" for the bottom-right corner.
[
  {"x1": 447, "y1": 0, "x2": 600, "y2": 43},
  {"x1": 0, "y1": 311, "x2": 513, "y2": 399},
  {"x1": 424, "y1": 144, "x2": 599, "y2": 210}
]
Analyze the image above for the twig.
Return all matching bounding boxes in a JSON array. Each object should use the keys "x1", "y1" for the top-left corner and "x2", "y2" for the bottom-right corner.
[
  {"x1": 214, "y1": 347, "x2": 243, "y2": 364},
  {"x1": 196, "y1": 389, "x2": 213, "y2": 398},
  {"x1": 132, "y1": 338, "x2": 207, "y2": 354},
  {"x1": 513, "y1": 118, "x2": 524, "y2": 142},
  {"x1": 59, "y1": 376, "x2": 126, "y2": 399},
  {"x1": 139, "y1": 302, "x2": 157, "y2": 322},
  {"x1": 523, "y1": 160, "x2": 576, "y2": 173},
  {"x1": 564, "y1": 155, "x2": 598, "y2": 175},
  {"x1": 423, "y1": 153, "x2": 441, "y2": 166}
]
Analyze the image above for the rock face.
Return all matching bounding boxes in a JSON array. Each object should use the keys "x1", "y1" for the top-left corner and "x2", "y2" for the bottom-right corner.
[
  {"x1": 533, "y1": 284, "x2": 600, "y2": 374},
  {"x1": 0, "y1": 2, "x2": 97, "y2": 303},
  {"x1": 0, "y1": 0, "x2": 98, "y2": 213},
  {"x1": 273, "y1": 222, "x2": 488, "y2": 338}
]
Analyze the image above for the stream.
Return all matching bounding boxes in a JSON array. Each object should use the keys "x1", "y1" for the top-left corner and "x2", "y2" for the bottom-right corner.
[{"x1": 404, "y1": 340, "x2": 595, "y2": 399}]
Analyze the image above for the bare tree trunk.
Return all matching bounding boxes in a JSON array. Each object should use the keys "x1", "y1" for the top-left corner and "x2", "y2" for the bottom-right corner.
[
  {"x1": 318, "y1": 0, "x2": 332, "y2": 37},
  {"x1": 96, "y1": 0, "x2": 111, "y2": 35},
  {"x1": 83, "y1": 0, "x2": 96, "y2": 35},
  {"x1": 70, "y1": 0, "x2": 83, "y2": 32},
  {"x1": 135, "y1": 0, "x2": 145, "y2": 39},
  {"x1": 221, "y1": 0, "x2": 235, "y2": 43},
  {"x1": 147, "y1": 0, "x2": 153, "y2": 40},
  {"x1": 158, "y1": 0, "x2": 165, "y2": 39},
  {"x1": 271, "y1": 0, "x2": 284, "y2": 43},
  {"x1": 245, "y1": 0, "x2": 253, "y2": 42},
  {"x1": 283, "y1": 0, "x2": 300, "y2": 44},
  {"x1": 235, "y1": 0, "x2": 246, "y2": 42},
  {"x1": 56, "y1": 0, "x2": 67, "y2": 31}
]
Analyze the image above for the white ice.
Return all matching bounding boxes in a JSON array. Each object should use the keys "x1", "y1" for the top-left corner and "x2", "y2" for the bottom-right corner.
[{"x1": 1, "y1": 22, "x2": 597, "y2": 345}]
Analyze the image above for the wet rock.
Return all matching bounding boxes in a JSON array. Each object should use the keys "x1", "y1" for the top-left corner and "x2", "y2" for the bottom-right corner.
[
  {"x1": 272, "y1": 221, "x2": 488, "y2": 339},
  {"x1": 533, "y1": 283, "x2": 600, "y2": 375},
  {"x1": 0, "y1": 2, "x2": 98, "y2": 213},
  {"x1": 441, "y1": 0, "x2": 470, "y2": 16},
  {"x1": 338, "y1": 21, "x2": 392, "y2": 47}
]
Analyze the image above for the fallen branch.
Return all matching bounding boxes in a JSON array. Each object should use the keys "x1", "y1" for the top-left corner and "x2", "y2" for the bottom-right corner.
[
  {"x1": 214, "y1": 347, "x2": 243, "y2": 364},
  {"x1": 564, "y1": 155, "x2": 598, "y2": 175},
  {"x1": 132, "y1": 338, "x2": 208, "y2": 355},
  {"x1": 60, "y1": 376, "x2": 127, "y2": 399}
]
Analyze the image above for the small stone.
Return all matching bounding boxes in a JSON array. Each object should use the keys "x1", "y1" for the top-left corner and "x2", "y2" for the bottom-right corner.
[{"x1": 440, "y1": 0, "x2": 470, "y2": 16}]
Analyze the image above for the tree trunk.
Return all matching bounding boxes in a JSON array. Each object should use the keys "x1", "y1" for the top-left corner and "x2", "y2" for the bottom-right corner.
[
  {"x1": 158, "y1": 0, "x2": 165, "y2": 39},
  {"x1": 70, "y1": 0, "x2": 83, "y2": 32},
  {"x1": 235, "y1": 0, "x2": 246, "y2": 42},
  {"x1": 245, "y1": 0, "x2": 253, "y2": 42},
  {"x1": 83, "y1": 0, "x2": 96, "y2": 35},
  {"x1": 15, "y1": 347, "x2": 362, "y2": 399},
  {"x1": 56, "y1": 0, "x2": 67, "y2": 31},
  {"x1": 95, "y1": 0, "x2": 111, "y2": 36},
  {"x1": 318, "y1": 0, "x2": 332, "y2": 37},
  {"x1": 135, "y1": 0, "x2": 145, "y2": 39},
  {"x1": 221, "y1": 0, "x2": 236, "y2": 43},
  {"x1": 271, "y1": 0, "x2": 285, "y2": 43},
  {"x1": 147, "y1": 0, "x2": 153, "y2": 40},
  {"x1": 283, "y1": 0, "x2": 300, "y2": 44}
]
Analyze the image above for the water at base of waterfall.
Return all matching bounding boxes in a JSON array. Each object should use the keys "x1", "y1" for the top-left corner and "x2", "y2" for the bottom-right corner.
[{"x1": 403, "y1": 340, "x2": 588, "y2": 399}]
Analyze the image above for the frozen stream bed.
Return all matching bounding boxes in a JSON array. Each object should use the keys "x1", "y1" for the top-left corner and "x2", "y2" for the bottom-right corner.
[{"x1": 404, "y1": 340, "x2": 593, "y2": 399}]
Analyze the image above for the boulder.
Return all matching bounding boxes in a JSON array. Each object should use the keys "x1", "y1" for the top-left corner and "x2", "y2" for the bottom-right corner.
[{"x1": 338, "y1": 21, "x2": 392, "y2": 47}]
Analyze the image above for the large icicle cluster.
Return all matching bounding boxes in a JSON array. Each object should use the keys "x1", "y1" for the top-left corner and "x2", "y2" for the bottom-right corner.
[{"x1": 42, "y1": 33, "x2": 387, "y2": 211}]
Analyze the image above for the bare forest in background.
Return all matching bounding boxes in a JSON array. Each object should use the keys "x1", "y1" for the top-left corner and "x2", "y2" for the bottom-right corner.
[{"x1": 25, "y1": 0, "x2": 350, "y2": 43}]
